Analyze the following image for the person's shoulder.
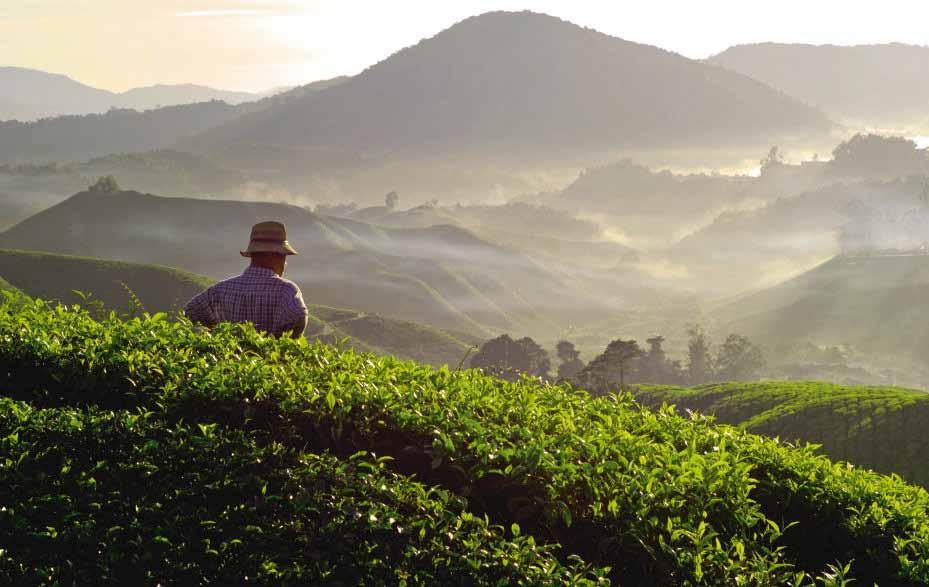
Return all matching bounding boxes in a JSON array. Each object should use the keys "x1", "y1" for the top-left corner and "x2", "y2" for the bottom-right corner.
[{"x1": 277, "y1": 276, "x2": 302, "y2": 293}]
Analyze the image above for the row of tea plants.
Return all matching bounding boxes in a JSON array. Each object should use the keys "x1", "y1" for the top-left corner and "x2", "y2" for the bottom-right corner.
[{"x1": 1, "y1": 294, "x2": 928, "y2": 584}]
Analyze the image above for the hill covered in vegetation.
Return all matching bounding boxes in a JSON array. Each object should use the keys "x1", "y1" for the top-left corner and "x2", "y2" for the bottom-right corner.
[
  {"x1": 0, "y1": 248, "x2": 481, "y2": 366},
  {"x1": 0, "y1": 248, "x2": 211, "y2": 313},
  {"x1": 0, "y1": 186, "x2": 601, "y2": 337},
  {"x1": 1, "y1": 295, "x2": 927, "y2": 584},
  {"x1": 714, "y1": 254, "x2": 929, "y2": 365},
  {"x1": 633, "y1": 381, "x2": 929, "y2": 488}
]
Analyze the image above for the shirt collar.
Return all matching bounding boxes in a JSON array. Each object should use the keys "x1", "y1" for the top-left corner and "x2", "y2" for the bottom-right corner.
[{"x1": 243, "y1": 265, "x2": 279, "y2": 278}]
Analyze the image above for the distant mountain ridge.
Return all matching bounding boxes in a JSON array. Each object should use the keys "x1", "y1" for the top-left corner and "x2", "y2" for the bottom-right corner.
[
  {"x1": 188, "y1": 11, "x2": 832, "y2": 168},
  {"x1": 0, "y1": 66, "x2": 261, "y2": 121},
  {"x1": 708, "y1": 43, "x2": 929, "y2": 126}
]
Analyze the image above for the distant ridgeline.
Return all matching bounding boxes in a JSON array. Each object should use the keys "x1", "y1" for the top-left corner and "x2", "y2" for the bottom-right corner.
[{"x1": 633, "y1": 382, "x2": 929, "y2": 488}]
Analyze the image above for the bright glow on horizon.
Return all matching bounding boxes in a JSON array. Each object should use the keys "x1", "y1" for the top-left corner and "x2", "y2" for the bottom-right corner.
[{"x1": 2, "y1": 0, "x2": 929, "y2": 93}]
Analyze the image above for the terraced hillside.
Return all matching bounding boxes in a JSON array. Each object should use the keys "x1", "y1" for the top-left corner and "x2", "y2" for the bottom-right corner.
[
  {"x1": 633, "y1": 382, "x2": 929, "y2": 487},
  {"x1": 0, "y1": 187, "x2": 601, "y2": 337},
  {"x1": 0, "y1": 249, "x2": 481, "y2": 366},
  {"x1": 1, "y1": 294, "x2": 927, "y2": 584},
  {"x1": 714, "y1": 254, "x2": 929, "y2": 362}
]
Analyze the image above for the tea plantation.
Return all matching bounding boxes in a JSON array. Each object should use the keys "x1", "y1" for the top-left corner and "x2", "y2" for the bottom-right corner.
[
  {"x1": 1, "y1": 293, "x2": 928, "y2": 585},
  {"x1": 633, "y1": 382, "x2": 929, "y2": 488}
]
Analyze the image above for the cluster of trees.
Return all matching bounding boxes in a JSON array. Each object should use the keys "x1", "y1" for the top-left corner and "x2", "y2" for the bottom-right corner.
[{"x1": 470, "y1": 326, "x2": 765, "y2": 393}]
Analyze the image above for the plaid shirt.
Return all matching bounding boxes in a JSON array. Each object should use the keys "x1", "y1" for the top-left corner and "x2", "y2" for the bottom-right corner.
[{"x1": 184, "y1": 266, "x2": 308, "y2": 338}]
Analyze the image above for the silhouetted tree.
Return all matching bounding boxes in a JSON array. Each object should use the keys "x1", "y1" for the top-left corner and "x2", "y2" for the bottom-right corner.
[
  {"x1": 578, "y1": 338, "x2": 642, "y2": 393},
  {"x1": 518, "y1": 336, "x2": 551, "y2": 379},
  {"x1": 715, "y1": 334, "x2": 765, "y2": 381},
  {"x1": 470, "y1": 334, "x2": 550, "y2": 382},
  {"x1": 638, "y1": 335, "x2": 684, "y2": 384},
  {"x1": 555, "y1": 340, "x2": 584, "y2": 381},
  {"x1": 759, "y1": 146, "x2": 785, "y2": 173},
  {"x1": 89, "y1": 175, "x2": 120, "y2": 193},
  {"x1": 686, "y1": 325, "x2": 713, "y2": 385},
  {"x1": 385, "y1": 191, "x2": 399, "y2": 210}
]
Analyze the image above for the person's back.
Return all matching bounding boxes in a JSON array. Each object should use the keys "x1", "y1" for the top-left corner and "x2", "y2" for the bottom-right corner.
[{"x1": 184, "y1": 221, "x2": 308, "y2": 339}]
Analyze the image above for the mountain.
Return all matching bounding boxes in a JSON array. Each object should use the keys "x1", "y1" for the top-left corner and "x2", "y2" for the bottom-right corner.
[
  {"x1": 633, "y1": 381, "x2": 929, "y2": 488},
  {"x1": 0, "y1": 101, "x2": 244, "y2": 164},
  {"x1": 113, "y1": 84, "x2": 256, "y2": 112},
  {"x1": 708, "y1": 43, "x2": 929, "y2": 127},
  {"x1": 713, "y1": 254, "x2": 929, "y2": 363},
  {"x1": 0, "y1": 187, "x2": 601, "y2": 337},
  {"x1": 0, "y1": 66, "x2": 260, "y2": 121},
  {"x1": 186, "y1": 11, "x2": 832, "y2": 186}
]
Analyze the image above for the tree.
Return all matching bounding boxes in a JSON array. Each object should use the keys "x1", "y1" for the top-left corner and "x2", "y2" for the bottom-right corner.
[
  {"x1": 759, "y1": 146, "x2": 784, "y2": 173},
  {"x1": 89, "y1": 175, "x2": 120, "y2": 193},
  {"x1": 517, "y1": 336, "x2": 551, "y2": 379},
  {"x1": 637, "y1": 336, "x2": 684, "y2": 385},
  {"x1": 555, "y1": 340, "x2": 585, "y2": 381},
  {"x1": 470, "y1": 334, "x2": 550, "y2": 381},
  {"x1": 715, "y1": 334, "x2": 765, "y2": 381},
  {"x1": 686, "y1": 325, "x2": 713, "y2": 385},
  {"x1": 385, "y1": 191, "x2": 399, "y2": 210},
  {"x1": 578, "y1": 338, "x2": 642, "y2": 394}
]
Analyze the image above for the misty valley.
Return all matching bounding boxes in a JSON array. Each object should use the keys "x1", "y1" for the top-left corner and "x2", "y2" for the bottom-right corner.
[{"x1": 3, "y1": 7, "x2": 929, "y2": 586}]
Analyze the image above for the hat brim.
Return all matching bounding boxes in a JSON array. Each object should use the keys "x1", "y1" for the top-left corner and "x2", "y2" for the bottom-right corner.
[{"x1": 240, "y1": 240, "x2": 298, "y2": 257}]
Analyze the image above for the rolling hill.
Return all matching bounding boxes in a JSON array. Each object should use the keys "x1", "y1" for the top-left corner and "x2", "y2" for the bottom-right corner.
[
  {"x1": 2, "y1": 300, "x2": 928, "y2": 584},
  {"x1": 634, "y1": 381, "x2": 929, "y2": 487},
  {"x1": 713, "y1": 254, "x2": 929, "y2": 364},
  {"x1": 0, "y1": 66, "x2": 259, "y2": 121},
  {"x1": 0, "y1": 248, "x2": 212, "y2": 313},
  {"x1": 186, "y1": 11, "x2": 832, "y2": 194},
  {"x1": 0, "y1": 248, "x2": 481, "y2": 365},
  {"x1": 0, "y1": 187, "x2": 597, "y2": 338},
  {"x1": 709, "y1": 43, "x2": 929, "y2": 127}
]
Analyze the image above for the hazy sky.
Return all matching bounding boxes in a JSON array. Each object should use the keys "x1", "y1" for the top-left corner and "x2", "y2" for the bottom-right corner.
[{"x1": 3, "y1": 0, "x2": 929, "y2": 92}]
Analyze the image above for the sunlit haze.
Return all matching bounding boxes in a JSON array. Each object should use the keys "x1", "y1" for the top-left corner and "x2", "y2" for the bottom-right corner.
[{"x1": 2, "y1": 0, "x2": 929, "y2": 91}]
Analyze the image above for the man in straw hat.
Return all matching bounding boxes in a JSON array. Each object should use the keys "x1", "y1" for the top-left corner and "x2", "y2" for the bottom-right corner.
[{"x1": 184, "y1": 221, "x2": 308, "y2": 339}]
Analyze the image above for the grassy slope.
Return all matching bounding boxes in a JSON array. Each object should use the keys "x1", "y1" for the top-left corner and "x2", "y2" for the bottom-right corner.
[
  {"x1": 715, "y1": 254, "x2": 929, "y2": 362},
  {"x1": 0, "y1": 276, "x2": 18, "y2": 293},
  {"x1": 0, "y1": 248, "x2": 210, "y2": 313},
  {"x1": 633, "y1": 381, "x2": 929, "y2": 487},
  {"x1": 0, "y1": 248, "x2": 481, "y2": 366},
  {"x1": 2, "y1": 298, "x2": 927, "y2": 584}
]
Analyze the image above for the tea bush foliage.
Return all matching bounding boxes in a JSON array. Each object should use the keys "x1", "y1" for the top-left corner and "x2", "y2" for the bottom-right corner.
[
  {"x1": 0, "y1": 397, "x2": 603, "y2": 585},
  {"x1": 1, "y1": 293, "x2": 928, "y2": 585},
  {"x1": 633, "y1": 382, "x2": 929, "y2": 487}
]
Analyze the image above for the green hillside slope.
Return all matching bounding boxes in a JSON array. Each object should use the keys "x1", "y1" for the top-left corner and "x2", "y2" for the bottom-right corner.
[
  {"x1": 0, "y1": 248, "x2": 210, "y2": 313},
  {"x1": 0, "y1": 187, "x2": 597, "y2": 337},
  {"x1": 1, "y1": 296, "x2": 927, "y2": 584},
  {"x1": 0, "y1": 276, "x2": 17, "y2": 293},
  {"x1": 0, "y1": 249, "x2": 481, "y2": 366},
  {"x1": 715, "y1": 254, "x2": 929, "y2": 363},
  {"x1": 633, "y1": 381, "x2": 929, "y2": 487}
]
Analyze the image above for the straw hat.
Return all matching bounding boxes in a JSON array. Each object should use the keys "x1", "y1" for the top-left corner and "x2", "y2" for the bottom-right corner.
[{"x1": 240, "y1": 221, "x2": 298, "y2": 257}]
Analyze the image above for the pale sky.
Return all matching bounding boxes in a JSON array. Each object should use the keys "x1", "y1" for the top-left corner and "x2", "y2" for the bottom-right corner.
[{"x1": 2, "y1": 0, "x2": 929, "y2": 92}]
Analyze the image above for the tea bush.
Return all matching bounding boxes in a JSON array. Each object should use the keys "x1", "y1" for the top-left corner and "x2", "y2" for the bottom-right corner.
[
  {"x1": 0, "y1": 397, "x2": 605, "y2": 585},
  {"x1": 1, "y1": 295, "x2": 928, "y2": 585},
  {"x1": 633, "y1": 382, "x2": 929, "y2": 487}
]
